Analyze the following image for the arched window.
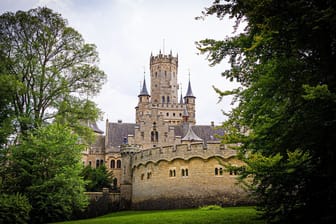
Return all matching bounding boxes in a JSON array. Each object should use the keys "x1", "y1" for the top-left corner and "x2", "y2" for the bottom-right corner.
[
  {"x1": 215, "y1": 167, "x2": 219, "y2": 175},
  {"x1": 88, "y1": 161, "x2": 92, "y2": 167},
  {"x1": 117, "y1": 160, "x2": 121, "y2": 168},
  {"x1": 181, "y1": 169, "x2": 185, "y2": 176},
  {"x1": 96, "y1": 159, "x2": 100, "y2": 168},
  {"x1": 219, "y1": 167, "x2": 223, "y2": 175},
  {"x1": 162, "y1": 96, "x2": 165, "y2": 103},
  {"x1": 185, "y1": 169, "x2": 189, "y2": 176},
  {"x1": 167, "y1": 96, "x2": 170, "y2": 103},
  {"x1": 100, "y1": 160, "x2": 104, "y2": 166},
  {"x1": 110, "y1": 160, "x2": 115, "y2": 169},
  {"x1": 169, "y1": 170, "x2": 173, "y2": 177},
  {"x1": 151, "y1": 131, "x2": 159, "y2": 142}
]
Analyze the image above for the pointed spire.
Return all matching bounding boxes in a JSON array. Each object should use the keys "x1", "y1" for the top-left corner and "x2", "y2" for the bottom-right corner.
[
  {"x1": 179, "y1": 83, "x2": 183, "y2": 104},
  {"x1": 139, "y1": 76, "x2": 150, "y2": 96},
  {"x1": 185, "y1": 74, "x2": 195, "y2": 98}
]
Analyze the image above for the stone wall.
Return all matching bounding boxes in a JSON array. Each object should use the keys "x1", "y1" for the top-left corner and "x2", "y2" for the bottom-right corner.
[{"x1": 129, "y1": 143, "x2": 252, "y2": 209}]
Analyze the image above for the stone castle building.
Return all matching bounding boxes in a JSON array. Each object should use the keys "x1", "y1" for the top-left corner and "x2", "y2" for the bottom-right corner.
[{"x1": 82, "y1": 51, "x2": 250, "y2": 209}]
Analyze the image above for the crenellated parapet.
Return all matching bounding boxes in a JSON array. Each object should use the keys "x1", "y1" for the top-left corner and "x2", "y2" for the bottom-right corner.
[{"x1": 131, "y1": 142, "x2": 237, "y2": 168}]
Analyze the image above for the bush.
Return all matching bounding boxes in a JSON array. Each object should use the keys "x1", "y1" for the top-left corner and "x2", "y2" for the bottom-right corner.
[{"x1": 0, "y1": 193, "x2": 31, "y2": 224}]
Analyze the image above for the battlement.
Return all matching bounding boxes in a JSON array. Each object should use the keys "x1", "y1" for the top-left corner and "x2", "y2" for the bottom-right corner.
[
  {"x1": 150, "y1": 52, "x2": 178, "y2": 66},
  {"x1": 130, "y1": 142, "x2": 237, "y2": 168}
]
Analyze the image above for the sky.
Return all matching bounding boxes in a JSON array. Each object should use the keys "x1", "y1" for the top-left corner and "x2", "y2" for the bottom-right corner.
[{"x1": 0, "y1": 0, "x2": 241, "y2": 131}]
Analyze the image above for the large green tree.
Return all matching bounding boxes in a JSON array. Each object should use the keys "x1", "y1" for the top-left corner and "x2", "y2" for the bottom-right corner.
[
  {"x1": 197, "y1": 0, "x2": 336, "y2": 223},
  {"x1": 0, "y1": 7, "x2": 106, "y2": 138},
  {"x1": 1, "y1": 123, "x2": 88, "y2": 223}
]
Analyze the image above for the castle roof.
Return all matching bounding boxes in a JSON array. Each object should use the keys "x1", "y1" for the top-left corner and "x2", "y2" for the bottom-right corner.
[
  {"x1": 173, "y1": 125, "x2": 224, "y2": 143},
  {"x1": 89, "y1": 122, "x2": 104, "y2": 134},
  {"x1": 107, "y1": 122, "x2": 135, "y2": 148},
  {"x1": 139, "y1": 77, "x2": 150, "y2": 96},
  {"x1": 184, "y1": 79, "x2": 195, "y2": 98},
  {"x1": 181, "y1": 124, "x2": 203, "y2": 142}
]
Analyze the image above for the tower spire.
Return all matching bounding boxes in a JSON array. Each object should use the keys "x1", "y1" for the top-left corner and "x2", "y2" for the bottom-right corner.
[
  {"x1": 185, "y1": 71, "x2": 195, "y2": 98},
  {"x1": 139, "y1": 73, "x2": 149, "y2": 96}
]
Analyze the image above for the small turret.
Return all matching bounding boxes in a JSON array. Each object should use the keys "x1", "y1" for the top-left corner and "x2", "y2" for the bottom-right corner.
[{"x1": 183, "y1": 77, "x2": 196, "y2": 124}]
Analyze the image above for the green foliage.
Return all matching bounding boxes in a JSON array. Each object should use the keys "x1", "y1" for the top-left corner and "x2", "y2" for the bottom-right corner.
[
  {"x1": 55, "y1": 206, "x2": 264, "y2": 224},
  {"x1": 0, "y1": 7, "x2": 106, "y2": 138},
  {"x1": 198, "y1": 0, "x2": 336, "y2": 223},
  {"x1": 199, "y1": 205, "x2": 223, "y2": 210},
  {"x1": 81, "y1": 165, "x2": 113, "y2": 192},
  {"x1": 1, "y1": 123, "x2": 88, "y2": 223},
  {"x1": 0, "y1": 193, "x2": 31, "y2": 224}
]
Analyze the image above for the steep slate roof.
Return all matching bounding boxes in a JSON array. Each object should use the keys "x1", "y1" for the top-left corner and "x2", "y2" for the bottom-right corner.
[
  {"x1": 181, "y1": 124, "x2": 203, "y2": 141},
  {"x1": 107, "y1": 122, "x2": 135, "y2": 148},
  {"x1": 184, "y1": 80, "x2": 195, "y2": 98},
  {"x1": 139, "y1": 77, "x2": 150, "y2": 96},
  {"x1": 173, "y1": 125, "x2": 225, "y2": 142},
  {"x1": 89, "y1": 122, "x2": 104, "y2": 134}
]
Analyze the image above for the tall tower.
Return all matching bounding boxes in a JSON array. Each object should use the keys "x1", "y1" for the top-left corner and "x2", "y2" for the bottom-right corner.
[{"x1": 150, "y1": 50, "x2": 178, "y2": 105}]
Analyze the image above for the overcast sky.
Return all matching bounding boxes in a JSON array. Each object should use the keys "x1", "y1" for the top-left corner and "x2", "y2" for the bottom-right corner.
[{"x1": 1, "y1": 0, "x2": 241, "y2": 131}]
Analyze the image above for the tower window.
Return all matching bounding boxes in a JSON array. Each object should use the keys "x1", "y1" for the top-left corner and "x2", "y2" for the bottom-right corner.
[
  {"x1": 117, "y1": 160, "x2": 121, "y2": 169},
  {"x1": 110, "y1": 160, "x2": 115, "y2": 169}
]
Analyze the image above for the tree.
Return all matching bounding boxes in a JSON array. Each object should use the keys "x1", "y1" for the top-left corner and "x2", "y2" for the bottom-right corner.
[
  {"x1": 1, "y1": 123, "x2": 88, "y2": 223},
  {"x1": 197, "y1": 0, "x2": 336, "y2": 223},
  {"x1": 81, "y1": 165, "x2": 113, "y2": 192},
  {"x1": 0, "y1": 7, "x2": 106, "y2": 138}
]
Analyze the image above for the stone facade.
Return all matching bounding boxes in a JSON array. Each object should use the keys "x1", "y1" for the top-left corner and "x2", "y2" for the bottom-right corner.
[{"x1": 82, "y1": 51, "x2": 250, "y2": 209}]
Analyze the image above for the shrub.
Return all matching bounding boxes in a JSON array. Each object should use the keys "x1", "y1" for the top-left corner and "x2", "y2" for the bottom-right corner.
[{"x1": 0, "y1": 193, "x2": 31, "y2": 224}]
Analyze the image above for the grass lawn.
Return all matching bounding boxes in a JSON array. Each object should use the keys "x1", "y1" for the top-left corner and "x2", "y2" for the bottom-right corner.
[{"x1": 55, "y1": 206, "x2": 265, "y2": 224}]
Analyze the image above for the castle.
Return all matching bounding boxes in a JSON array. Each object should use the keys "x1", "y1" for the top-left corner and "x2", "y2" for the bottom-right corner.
[{"x1": 82, "y1": 51, "x2": 250, "y2": 209}]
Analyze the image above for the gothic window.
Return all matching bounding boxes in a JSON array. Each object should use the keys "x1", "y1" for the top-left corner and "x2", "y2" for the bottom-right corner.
[
  {"x1": 162, "y1": 96, "x2": 165, "y2": 103},
  {"x1": 100, "y1": 160, "x2": 104, "y2": 166},
  {"x1": 167, "y1": 96, "x2": 170, "y2": 103},
  {"x1": 117, "y1": 160, "x2": 121, "y2": 168},
  {"x1": 110, "y1": 160, "x2": 115, "y2": 169},
  {"x1": 215, "y1": 167, "x2": 224, "y2": 176},
  {"x1": 173, "y1": 112, "x2": 175, "y2": 116},
  {"x1": 96, "y1": 159, "x2": 100, "y2": 168},
  {"x1": 141, "y1": 174, "x2": 144, "y2": 180},
  {"x1": 169, "y1": 169, "x2": 176, "y2": 177},
  {"x1": 141, "y1": 132, "x2": 144, "y2": 140},
  {"x1": 181, "y1": 168, "x2": 189, "y2": 177},
  {"x1": 88, "y1": 161, "x2": 92, "y2": 167},
  {"x1": 147, "y1": 172, "x2": 152, "y2": 179},
  {"x1": 164, "y1": 71, "x2": 167, "y2": 78},
  {"x1": 166, "y1": 112, "x2": 169, "y2": 116},
  {"x1": 155, "y1": 72, "x2": 157, "y2": 78}
]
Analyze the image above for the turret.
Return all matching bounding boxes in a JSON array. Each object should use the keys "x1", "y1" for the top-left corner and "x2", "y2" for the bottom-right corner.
[
  {"x1": 184, "y1": 78, "x2": 196, "y2": 124},
  {"x1": 136, "y1": 76, "x2": 150, "y2": 123}
]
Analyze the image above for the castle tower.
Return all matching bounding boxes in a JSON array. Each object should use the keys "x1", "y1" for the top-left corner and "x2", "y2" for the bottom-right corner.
[
  {"x1": 184, "y1": 79, "x2": 196, "y2": 124},
  {"x1": 136, "y1": 76, "x2": 150, "y2": 124},
  {"x1": 150, "y1": 50, "x2": 178, "y2": 105}
]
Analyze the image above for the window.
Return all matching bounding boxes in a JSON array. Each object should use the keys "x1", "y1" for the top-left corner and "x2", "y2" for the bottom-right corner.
[
  {"x1": 167, "y1": 96, "x2": 170, "y2": 103},
  {"x1": 169, "y1": 168, "x2": 176, "y2": 177},
  {"x1": 215, "y1": 167, "x2": 224, "y2": 176},
  {"x1": 117, "y1": 160, "x2": 121, "y2": 168},
  {"x1": 162, "y1": 96, "x2": 165, "y2": 103},
  {"x1": 141, "y1": 174, "x2": 145, "y2": 180},
  {"x1": 110, "y1": 160, "x2": 115, "y2": 169},
  {"x1": 181, "y1": 168, "x2": 189, "y2": 177},
  {"x1": 88, "y1": 161, "x2": 92, "y2": 167},
  {"x1": 96, "y1": 159, "x2": 100, "y2": 168},
  {"x1": 147, "y1": 172, "x2": 152, "y2": 179}
]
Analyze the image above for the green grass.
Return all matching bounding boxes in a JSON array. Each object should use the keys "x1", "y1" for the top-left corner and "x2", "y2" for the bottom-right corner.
[{"x1": 55, "y1": 206, "x2": 265, "y2": 224}]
